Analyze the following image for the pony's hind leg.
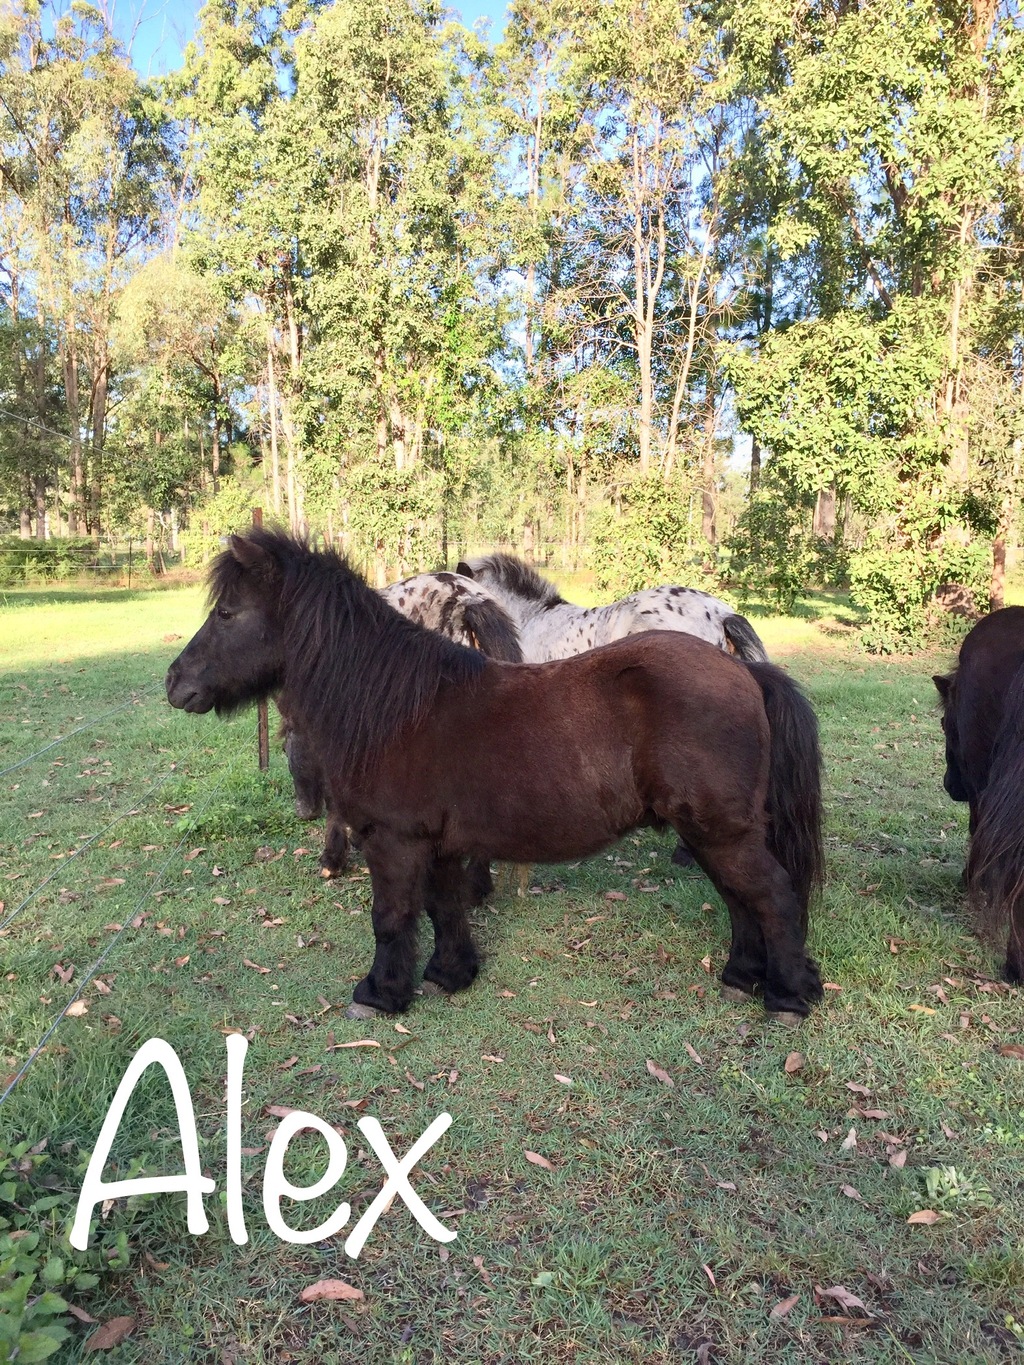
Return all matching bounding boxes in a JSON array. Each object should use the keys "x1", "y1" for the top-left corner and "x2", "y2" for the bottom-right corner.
[
  {"x1": 351, "y1": 837, "x2": 432, "y2": 1015},
  {"x1": 690, "y1": 832, "x2": 822, "y2": 1018},
  {"x1": 423, "y1": 856, "x2": 481, "y2": 994},
  {"x1": 717, "y1": 905, "x2": 768, "y2": 1001}
]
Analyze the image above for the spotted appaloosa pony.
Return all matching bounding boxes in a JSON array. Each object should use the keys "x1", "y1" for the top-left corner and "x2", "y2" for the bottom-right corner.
[
  {"x1": 282, "y1": 570, "x2": 521, "y2": 886},
  {"x1": 455, "y1": 553, "x2": 769, "y2": 663},
  {"x1": 167, "y1": 530, "x2": 824, "y2": 1021},
  {"x1": 934, "y1": 606, "x2": 1024, "y2": 982}
]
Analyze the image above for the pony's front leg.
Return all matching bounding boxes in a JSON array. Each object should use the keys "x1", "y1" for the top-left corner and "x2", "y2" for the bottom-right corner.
[
  {"x1": 423, "y1": 857, "x2": 480, "y2": 994},
  {"x1": 351, "y1": 837, "x2": 431, "y2": 1015}
]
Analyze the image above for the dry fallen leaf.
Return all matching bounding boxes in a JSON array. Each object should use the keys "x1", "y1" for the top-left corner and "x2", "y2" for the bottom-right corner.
[
  {"x1": 65, "y1": 999, "x2": 88, "y2": 1017},
  {"x1": 604, "y1": 890, "x2": 627, "y2": 901},
  {"x1": 328, "y1": 1039, "x2": 380, "y2": 1050},
  {"x1": 997, "y1": 1043, "x2": 1024, "y2": 1060},
  {"x1": 909, "y1": 1004, "x2": 936, "y2": 1015},
  {"x1": 645, "y1": 1058, "x2": 674, "y2": 1087},
  {"x1": 299, "y1": 1279, "x2": 365, "y2": 1304},
  {"x1": 243, "y1": 959, "x2": 270, "y2": 974},
  {"x1": 66, "y1": 1303, "x2": 99, "y2": 1324},
  {"x1": 784, "y1": 1051, "x2": 804, "y2": 1074},
  {"x1": 84, "y1": 1316, "x2": 136, "y2": 1350},
  {"x1": 889, "y1": 1149, "x2": 908, "y2": 1169},
  {"x1": 907, "y1": 1209, "x2": 941, "y2": 1225},
  {"x1": 770, "y1": 1293, "x2": 800, "y2": 1319},
  {"x1": 840, "y1": 1127, "x2": 857, "y2": 1151},
  {"x1": 817, "y1": 1285, "x2": 869, "y2": 1315},
  {"x1": 553, "y1": 1074, "x2": 573, "y2": 1085},
  {"x1": 524, "y1": 1149, "x2": 554, "y2": 1170},
  {"x1": 841, "y1": 1184, "x2": 864, "y2": 1202},
  {"x1": 684, "y1": 1042, "x2": 703, "y2": 1066},
  {"x1": 846, "y1": 1082, "x2": 872, "y2": 1096}
]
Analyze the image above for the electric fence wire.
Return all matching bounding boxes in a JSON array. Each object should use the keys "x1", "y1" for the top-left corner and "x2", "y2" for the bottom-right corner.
[
  {"x1": 0, "y1": 747, "x2": 248, "y2": 1107},
  {"x1": 0, "y1": 714, "x2": 240, "y2": 935},
  {"x1": 0, "y1": 681, "x2": 166, "y2": 780}
]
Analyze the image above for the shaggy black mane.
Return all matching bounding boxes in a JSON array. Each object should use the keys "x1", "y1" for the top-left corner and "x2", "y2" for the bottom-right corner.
[
  {"x1": 210, "y1": 529, "x2": 486, "y2": 780},
  {"x1": 469, "y1": 553, "x2": 565, "y2": 608}
]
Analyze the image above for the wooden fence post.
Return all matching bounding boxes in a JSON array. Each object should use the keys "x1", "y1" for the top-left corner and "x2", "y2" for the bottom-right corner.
[{"x1": 253, "y1": 508, "x2": 270, "y2": 771}]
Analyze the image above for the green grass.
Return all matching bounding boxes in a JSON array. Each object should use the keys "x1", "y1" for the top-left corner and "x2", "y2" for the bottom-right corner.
[{"x1": 2, "y1": 585, "x2": 1024, "y2": 1363}]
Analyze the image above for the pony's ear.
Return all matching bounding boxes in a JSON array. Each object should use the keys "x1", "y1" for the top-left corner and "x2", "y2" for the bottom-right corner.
[
  {"x1": 933, "y1": 673, "x2": 951, "y2": 699},
  {"x1": 229, "y1": 534, "x2": 272, "y2": 572},
  {"x1": 455, "y1": 560, "x2": 474, "y2": 578}
]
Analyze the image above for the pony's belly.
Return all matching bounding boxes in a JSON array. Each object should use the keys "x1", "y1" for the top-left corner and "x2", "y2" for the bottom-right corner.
[{"x1": 447, "y1": 786, "x2": 643, "y2": 865}]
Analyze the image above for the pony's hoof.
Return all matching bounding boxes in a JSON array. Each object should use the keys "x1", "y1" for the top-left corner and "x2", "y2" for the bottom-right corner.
[
  {"x1": 344, "y1": 1002, "x2": 380, "y2": 1021},
  {"x1": 320, "y1": 865, "x2": 340, "y2": 880},
  {"x1": 420, "y1": 979, "x2": 448, "y2": 997},
  {"x1": 720, "y1": 983, "x2": 756, "y2": 1004},
  {"x1": 766, "y1": 1009, "x2": 806, "y2": 1028}
]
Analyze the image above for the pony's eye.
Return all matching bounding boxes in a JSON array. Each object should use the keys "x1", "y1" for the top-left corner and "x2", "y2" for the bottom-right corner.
[{"x1": 216, "y1": 607, "x2": 233, "y2": 621}]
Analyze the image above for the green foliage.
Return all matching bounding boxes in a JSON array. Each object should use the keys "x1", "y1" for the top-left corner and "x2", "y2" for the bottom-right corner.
[
  {"x1": 850, "y1": 539, "x2": 991, "y2": 654},
  {"x1": 921, "y1": 1165, "x2": 995, "y2": 1213},
  {"x1": 0, "y1": 1140, "x2": 130, "y2": 1362},
  {"x1": 589, "y1": 471, "x2": 708, "y2": 596},
  {"x1": 731, "y1": 477, "x2": 819, "y2": 611},
  {"x1": 179, "y1": 477, "x2": 263, "y2": 566},
  {"x1": 0, "y1": 537, "x2": 105, "y2": 585},
  {"x1": 344, "y1": 458, "x2": 443, "y2": 573}
]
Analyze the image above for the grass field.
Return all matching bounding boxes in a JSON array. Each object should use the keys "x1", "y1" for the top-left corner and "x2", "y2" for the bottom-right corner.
[{"x1": 2, "y1": 579, "x2": 1024, "y2": 1364}]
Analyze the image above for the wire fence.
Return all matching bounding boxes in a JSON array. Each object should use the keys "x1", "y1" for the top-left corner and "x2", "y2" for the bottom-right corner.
[{"x1": 0, "y1": 539, "x2": 153, "y2": 590}]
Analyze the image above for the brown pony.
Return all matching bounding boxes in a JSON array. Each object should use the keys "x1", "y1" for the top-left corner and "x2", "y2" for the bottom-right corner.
[
  {"x1": 934, "y1": 606, "x2": 1024, "y2": 982},
  {"x1": 166, "y1": 531, "x2": 825, "y2": 1020}
]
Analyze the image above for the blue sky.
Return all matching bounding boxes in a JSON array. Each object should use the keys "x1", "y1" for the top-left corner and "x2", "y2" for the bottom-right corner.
[{"x1": 108, "y1": 0, "x2": 510, "y2": 78}]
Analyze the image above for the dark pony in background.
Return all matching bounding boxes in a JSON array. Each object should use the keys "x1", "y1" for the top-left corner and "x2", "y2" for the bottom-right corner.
[
  {"x1": 167, "y1": 530, "x2": 825, "y2": 1021},
  {"x1": 934, "y1": 606, "x2": 1024, "y2": 983}
]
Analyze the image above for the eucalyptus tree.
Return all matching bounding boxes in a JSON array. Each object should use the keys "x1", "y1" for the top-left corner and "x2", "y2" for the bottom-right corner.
[
  {"x1": 723, "y1": 0, "x2": 1024, "y2": 640},
  {"x1": 0, "y1": 0, "x2": 173, "y2": 535}
]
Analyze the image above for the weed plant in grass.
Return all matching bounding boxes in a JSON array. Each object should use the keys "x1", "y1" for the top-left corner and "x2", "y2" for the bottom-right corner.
[{"x1": 2, "y1": 585, "x2": 1023, "y2": 1363}]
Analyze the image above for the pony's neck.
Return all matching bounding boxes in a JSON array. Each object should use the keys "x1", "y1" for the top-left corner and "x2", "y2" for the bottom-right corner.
[{"x1": 278, "y1": 550, "x2": 484, "y2": 780}]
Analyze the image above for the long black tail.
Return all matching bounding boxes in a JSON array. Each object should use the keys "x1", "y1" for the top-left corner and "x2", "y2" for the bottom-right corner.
[
  {"x1": 967, "y1": 661, "x2": 1024, "y2": 981},
  {"x1": 745, "y1": 662, "x2": 824, "y2": 927},
  {"x1": 724, "y1": 613, "x2": 769, "y2": 662},
  {"x1": 462, "y1": 598, "x2": 523, "y2": 662}
]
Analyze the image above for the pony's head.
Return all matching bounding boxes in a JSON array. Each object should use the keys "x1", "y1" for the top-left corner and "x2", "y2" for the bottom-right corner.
[
  {"x1": 166, "y1": 533, "x2": 287, "y2": 716},
  {"x1": 933, "y1": 670, "x2": 970, "y2": 803}
]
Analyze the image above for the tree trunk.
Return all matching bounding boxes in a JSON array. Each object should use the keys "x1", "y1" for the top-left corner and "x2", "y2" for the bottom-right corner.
[
  {"x1": 701, "y1": 386, "x2": 717, "y2": 545},
  {"x1": 60, "y1": 330, "x2": 85, "y2": 534},
  {"x1": 33, "y1": 473, "x2": 47, "y2": 539},
  {"x1": 211, "y1": 405, "x2": 221, "y2": 494},
  {"x1": 813, "y1": 487, "x2": 836, "y2": 539},
  {"x1": 89, "y1": 341, "x2": 108, "y2": 540},
  {"x1": 750, "y1": 439, "x2": 761, "y2": 496},
  {"x1": 267, "y1": 330, "x2": 282, "y2": 516},
  {"x1": 990, "y1": 533, "x2": 1006, "y2": 611}
]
